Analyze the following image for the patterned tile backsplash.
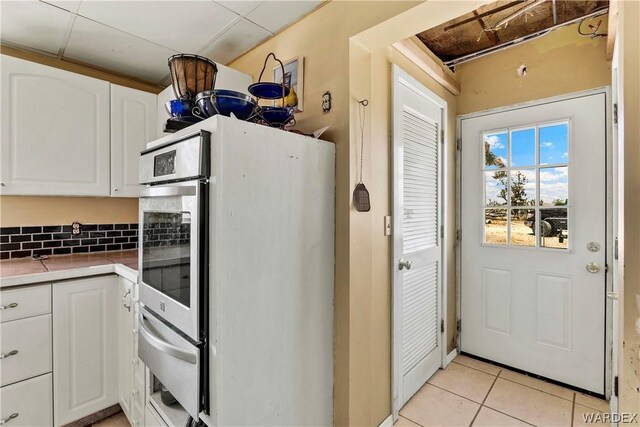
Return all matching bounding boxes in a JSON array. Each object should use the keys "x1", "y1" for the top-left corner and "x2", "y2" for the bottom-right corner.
[{"x1": 0, "y1": 224, "x2": 138, "y2": 260}]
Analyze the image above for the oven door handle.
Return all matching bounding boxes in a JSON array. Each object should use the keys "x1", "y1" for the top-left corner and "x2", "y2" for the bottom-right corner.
[
  {"x1": 138, "y1": 312, "x2": 197, "y2": 364},
  {"x1": 140, "y1": 185, "x2": 197, "y2": 198}
]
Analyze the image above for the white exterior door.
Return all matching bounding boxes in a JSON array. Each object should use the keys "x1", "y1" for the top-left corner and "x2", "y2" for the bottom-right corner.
[
  {"x1": 460, "y1": 90, "x2": 608, "y2": 394},
  {"x1": 392, "y1": 66, "x2": 444, "y2": 414}
]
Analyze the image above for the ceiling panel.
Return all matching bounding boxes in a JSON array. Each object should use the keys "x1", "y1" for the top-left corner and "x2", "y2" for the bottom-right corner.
[
  {"x1": 245, "y1": 0, "x2": 322, "y2": 33},
  {"x1": 41, "y1": 0, "x2": 81, "y2": 13},
  {"x1": 198, "y1": 17, "x2": 271, "y2": 65},
  {"x1": 64, "y1": 16, "x2": 178, "y2": 81},
  {"x1": 76, "y1": 0, "x2": 239, "y2": 52},
  {"x1": 1, "y1": 1, "x2": 74, "y2": 55},
  {"x1": 216, "y1": 0, "x2": 262, "y2": 16}
]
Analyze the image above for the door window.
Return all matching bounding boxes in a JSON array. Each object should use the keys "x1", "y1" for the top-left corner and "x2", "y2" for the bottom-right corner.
[{"x1": 482, "y1": 122, "x2": 569, "y2": 249}]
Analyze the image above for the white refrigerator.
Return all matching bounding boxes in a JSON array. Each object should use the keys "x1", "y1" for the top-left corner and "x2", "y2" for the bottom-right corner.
[{"x1": 139, "y1": 115, "x2": 335, "y2": 427}]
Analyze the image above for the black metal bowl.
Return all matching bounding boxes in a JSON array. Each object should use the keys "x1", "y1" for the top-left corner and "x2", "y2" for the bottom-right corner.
[
  {"x1": 260, "y1": 106, "x2": 295, "y2": 128},
  {"x1": 195, "y1": 90, "x2": 258, "y2": 121}
]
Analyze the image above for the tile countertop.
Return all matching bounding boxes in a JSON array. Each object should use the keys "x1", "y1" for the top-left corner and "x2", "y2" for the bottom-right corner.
[{"x1": 0, "y1": 250, "x2": 138, "y2": 289}]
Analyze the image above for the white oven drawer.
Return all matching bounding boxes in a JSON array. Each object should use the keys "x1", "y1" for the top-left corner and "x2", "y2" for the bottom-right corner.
[
  {"x1": 0, "y1": 285, "x2": 51, "y2": 323},
  {"x1": 0, "y1": 373, "x2": 53, "y2": 427},
  {"x1": 137, "y1": 308, "x2": 200, "y2": 418},
  {"x1": 0, "y1": 314, "x2": 52, "y2": 387}
]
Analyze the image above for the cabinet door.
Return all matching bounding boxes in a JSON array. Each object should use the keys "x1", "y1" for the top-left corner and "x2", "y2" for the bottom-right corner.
[
  {"x1": 111, "y1": 85, "x2": 157, "y2": 197},
  {"x1": 117, "y1": 277, "x2": 135, "y2": 422},
  {"x1": 53, "y1": 276, "x2": 118, "y2": 426},
  {"x1": 0, "y1": 55, "x2": 110, "y2": 196}
]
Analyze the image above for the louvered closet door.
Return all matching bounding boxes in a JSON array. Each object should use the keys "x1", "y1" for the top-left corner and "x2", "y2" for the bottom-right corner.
[{"x1": 392, "y1": 66, "x2": 443, "y2": 413}]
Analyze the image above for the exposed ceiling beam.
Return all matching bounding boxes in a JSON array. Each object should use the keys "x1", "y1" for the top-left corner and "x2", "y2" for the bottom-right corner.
[
  {"x1": 606, "y1": 0, "x2": 618, "y2": 60},
  {"x1": 473, "y1": 10, "x2": 500, "y2": 46},
  {"x1": 392, "y1": 36, "x2": 461, "y2": 96},
  {"x1": 443, "y1": 1, "x2": 524, "y2": 32}
]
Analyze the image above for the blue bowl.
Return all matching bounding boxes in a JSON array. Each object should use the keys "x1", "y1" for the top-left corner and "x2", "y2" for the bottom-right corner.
[
  {"x1": 195, "y1": 90, "x2": 257, "y2": 121},
  {"x1": 166, "y1": 99, "x2": 196, "y2": 119},
  {"x1": 261, "y1": 106, "x2": 294, "y2": 127}
]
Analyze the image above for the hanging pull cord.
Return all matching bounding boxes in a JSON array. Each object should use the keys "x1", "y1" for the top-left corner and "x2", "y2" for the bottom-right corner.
[{"x1": 358, "y1": 99, "x2": 369, "y2": 183}]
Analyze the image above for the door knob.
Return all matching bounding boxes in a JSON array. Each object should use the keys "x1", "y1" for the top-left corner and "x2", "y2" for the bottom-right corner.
[
  {"x1": 398, "y1": 259, "x2": 412, "y2": 270},
  {"x1": 586, "y1": 262, "x2": 601, "y2": 273}
]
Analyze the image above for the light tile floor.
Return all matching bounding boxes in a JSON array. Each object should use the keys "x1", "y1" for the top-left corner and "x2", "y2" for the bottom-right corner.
[
  {"x1": 92, "y1": 412, "x2": 130, "y2": 427},
  {"x1": 396, "y1": 355, "x2": 610, "y2": 427}
]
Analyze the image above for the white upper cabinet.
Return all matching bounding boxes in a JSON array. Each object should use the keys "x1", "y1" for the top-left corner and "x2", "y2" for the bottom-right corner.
[
  {"x1": 0, "y1": 55, "x2": 110, "y2": 196},
  {"x1": 111, "y1": 84, "x2": 157, "y2": 197}
]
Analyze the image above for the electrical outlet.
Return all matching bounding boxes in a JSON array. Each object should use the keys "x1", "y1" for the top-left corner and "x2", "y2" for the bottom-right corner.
[{"x1": 71, "y1": 221, "x2": 82, "y2": 236}]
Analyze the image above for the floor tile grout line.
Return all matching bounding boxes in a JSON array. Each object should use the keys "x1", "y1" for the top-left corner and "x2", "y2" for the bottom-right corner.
[
  {"x1": 453, "y1": 357, "x2": 578, "y2": 404},
  {"x1": 571, "y1": 392, "x2": 576, "y2": 427},
  {"x1": 451, "y1": 359, "x2": 500, "y2": 376},
  {"x1": 398, "y1": 414, "x2": 425, "y2": 427},
  {"x1": 426, "y1": 381, "x2": 486, "y2": 405},
  {"x1": 480, "y1": 404, "x2": 538, "y2": 426},
  {"x1": 468, "y1": 368, "x2": 501, "y2": 426},
  {"x1": 496, "y1": 372, "x2": 577, "y2": 403}
]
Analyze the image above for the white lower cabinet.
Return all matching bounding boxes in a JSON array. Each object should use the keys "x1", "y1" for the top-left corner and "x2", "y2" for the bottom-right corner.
[
  {"x1": 118, "y1": 276, "x2": 147, "y2": 427},
  {"x1": 0, "y1": 374, "x2": 53, "y2": 427},
  {"x1": 0, "y1": 274, "x2": 146, "y2": 427},
  {"x1": 53, "y1": 276, "x2": 119, "y2": 426},
  {"x1": 0, "y1": 314, "x2": 52, "y2": 387}
]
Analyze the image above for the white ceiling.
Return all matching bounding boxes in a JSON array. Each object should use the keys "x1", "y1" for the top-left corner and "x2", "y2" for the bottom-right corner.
[{"x1": 0, "y1": 0, "x2": 323, "y2": 85}]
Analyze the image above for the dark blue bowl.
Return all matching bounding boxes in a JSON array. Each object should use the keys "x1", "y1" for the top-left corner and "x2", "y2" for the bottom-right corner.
[
  {"x1": 261, "y1": 106, "x2": 294, "y2": 127},
  {"x1": 166, "y1": 99, "x2": 195, "y2": 119},
  {"x1": 195, "y1": 90, "x2": 257, "y2": 121}
]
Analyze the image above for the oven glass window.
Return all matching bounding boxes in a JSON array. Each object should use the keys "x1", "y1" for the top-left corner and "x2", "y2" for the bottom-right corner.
[{"x1": 142, "y1": 211, "x2": 191, "y2": 307}]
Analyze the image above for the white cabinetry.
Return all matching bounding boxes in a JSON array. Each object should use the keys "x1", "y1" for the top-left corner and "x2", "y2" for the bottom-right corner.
[
  {"x1": 0, "y1": 55, "x2": 110, "y2": 196},
  {"x1": 118, "y1": 276, "x2": 145, "y2": 426},
  {"x1": 111, "y1": 85, "x2": 157, "y2": 197},
  {"x1": 0, "y1": 374, "x2": 53, "y2": 427},
  {"x1": 52, "y1": 276, "x2": 118, "y2": 426},
  {"x1": 0, "y1": 284, "x2": 53, "y2": 427}
]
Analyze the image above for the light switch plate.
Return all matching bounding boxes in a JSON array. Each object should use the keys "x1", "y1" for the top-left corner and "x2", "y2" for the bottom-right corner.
[{"x1": 384, "y1": 216, "x2": 392, "y2": 236}]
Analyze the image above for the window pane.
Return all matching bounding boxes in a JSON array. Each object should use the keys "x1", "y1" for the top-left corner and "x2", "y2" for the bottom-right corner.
[
  {"x1": 484, "y1": 209, "x2": 507, "y2": 245},
  {"x1": 511, "y1": 128, "x2": 535, "y2": 167},
  {"x1": 484, "y1": 132, "x2": 507, "y2": 169},
  {"x1": 539, "y1": 123, "x2": 568, "y2": 165},
  {"x1": 510, "y1": 209, "x2": 536, "y2": 247},
  {"x1": 510, "y1": 169, "x2": 536, "y2": 206},
  {"x1": 539, "y1": 167, "x2": 568, "y2": 206},
  {"x1": 540, "y1": 208, "x2": 568, "y2": 249},
  {"x1": 485, "y1": 171, "x2": 508, "y2": 206}
]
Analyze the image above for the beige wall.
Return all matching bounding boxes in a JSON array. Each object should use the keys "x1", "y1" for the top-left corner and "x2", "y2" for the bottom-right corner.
[
  {"x1": 0, "y1": 197, "x2": 138, "y2": 226},
  {"x1": 456, "y1": 23, "x2": 611, "y2": 115},
  {"x1": 618, "y1": 0, "x2": 640, "y2": 416}
]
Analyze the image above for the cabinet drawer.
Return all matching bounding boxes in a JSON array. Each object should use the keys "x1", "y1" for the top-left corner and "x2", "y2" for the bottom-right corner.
[
  {"x1": 0, "y1": 373, "x2": 53, "y2": 427},
  {"x1": 0, "y1": 315, "x2": 52, "y2": 387},
  {"x1": 0, "y1": 285, "x2": 51, "y2": 323}
]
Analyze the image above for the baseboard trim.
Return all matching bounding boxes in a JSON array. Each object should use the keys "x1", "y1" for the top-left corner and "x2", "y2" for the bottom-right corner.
[
  {"x1": 446, "y1": 348, "x2": 459, "y2": 365},
  {"x1": 378, "y1": 414, "x2": 393, "y2": 427}
]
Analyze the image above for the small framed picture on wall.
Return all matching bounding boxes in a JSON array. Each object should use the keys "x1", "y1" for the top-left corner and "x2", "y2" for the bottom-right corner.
[{"x1": 273, "y1": 56, "x2": 304, "y2": 112}]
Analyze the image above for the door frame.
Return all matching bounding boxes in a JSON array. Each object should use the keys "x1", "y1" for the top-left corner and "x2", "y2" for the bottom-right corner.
[
  {"x1": 391, "y1": 64, "x2": 449, "y2": 418},
  {"x1": 455, "y1": 86, "x2": 614, "y2": 398}
]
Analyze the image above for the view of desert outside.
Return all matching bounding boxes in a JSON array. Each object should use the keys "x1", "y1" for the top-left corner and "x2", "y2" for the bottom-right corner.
[{"x1": 483, "y1": 123, "x2": 569, "y2": 250}]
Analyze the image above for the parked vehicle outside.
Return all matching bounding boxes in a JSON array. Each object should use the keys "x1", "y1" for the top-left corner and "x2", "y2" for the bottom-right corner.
[{"x1": 524, "y1": 208, "x2": 568, "y2": 237}]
